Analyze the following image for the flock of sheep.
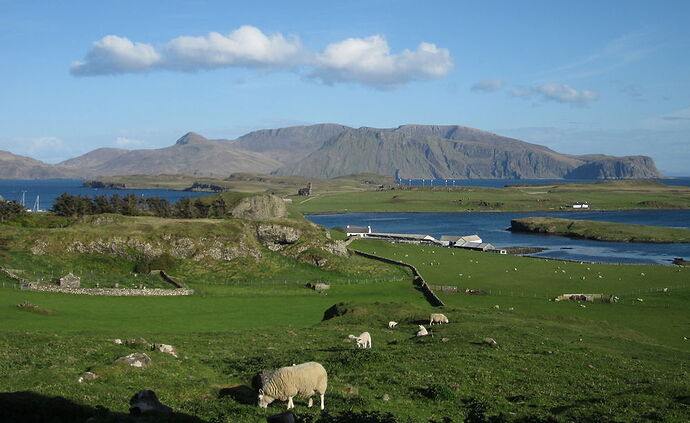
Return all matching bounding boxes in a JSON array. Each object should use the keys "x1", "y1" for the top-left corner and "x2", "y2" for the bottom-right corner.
[{"x1": 253, "y1": 313, "x2": 449, "y2": 411}]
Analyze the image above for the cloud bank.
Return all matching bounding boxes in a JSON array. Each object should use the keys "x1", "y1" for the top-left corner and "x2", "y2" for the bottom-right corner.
[
  {"x1": 70, "y1": 26, "x2": 453, "y2": 89},
  {"x1": 510, "y1": 83, "x2": 598, "y2": 105}
]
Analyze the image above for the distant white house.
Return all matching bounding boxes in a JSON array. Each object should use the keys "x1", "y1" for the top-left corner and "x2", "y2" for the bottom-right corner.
[
  {"x1": 345, "y1": 225, "x2": 372, "y2": 236},
  {"x1": 572, "y1": 202, "x2": 589, "y2": 209}
]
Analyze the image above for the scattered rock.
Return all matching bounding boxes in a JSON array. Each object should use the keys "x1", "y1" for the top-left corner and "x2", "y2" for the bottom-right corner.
[
  {"x1": 126, "y1": 338, "x2": 149, "y2": 346},
  {"x1": 117, "y1": 352, "x2": 152, "y2": 368},
  {"x1": 305, "y1": 282, "x2": 330, "y2": 291},
  {"x1": 587, "y1": 364, "x2": 595, "y2": 369},
  {"x1": 129, "y1": 390, "x2": 172, "y2": 415},
  {"x1": 441, "y1": 337, "x2": 450, "y2": 343},
  {"x1": 341, "y1": 385, "x2": 358, "y2": 395},
  {"x1": 493, "y1": 304, "x2": 500, "y2": 310},
  {"x1": 77, "y1": 371, "x2": 98, "y2": 383},
  {"x1": 152, "y1": 343, "x2": 178, "y2": 358},
  {"x1": 57, "y1": 273, "x2": 80, "y2": 288},
  {"x1": 111, "y1": 338, "x2": 123, "y2": 345},
  {"x1": 382, "y1": 394, "x2": 390, "y2": 401},
  {"x1": 482, "y1": 337, "x2": 498, "y2": 347}
]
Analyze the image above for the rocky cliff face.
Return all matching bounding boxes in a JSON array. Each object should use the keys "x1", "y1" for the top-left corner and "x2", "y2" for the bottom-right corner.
[
  {"x1": 565, "y1": 156, "x2": 661, "y2": 179},
  {"x1": 275, "y1": 126, "x2": 661, "y2": 179}
]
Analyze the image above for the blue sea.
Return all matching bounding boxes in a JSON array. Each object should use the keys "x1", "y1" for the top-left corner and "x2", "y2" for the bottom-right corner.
[
  {"x1": 0, "y1": 179, "x2": 208, "y2": 209},
  {"x1": 307, "y1": 210, "x2": 690, "y2": 265}
]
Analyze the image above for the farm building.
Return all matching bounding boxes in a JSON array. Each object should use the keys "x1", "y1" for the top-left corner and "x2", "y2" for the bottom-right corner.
[
  {"x1": 345, "y1": 225, "x2": 372, "y2": 236},
  {"x1": 366, "y1": 232, "x2": 439, "y2": 245},
  {"x1": 572, "y1": 202, "x2": 590, "y2": 209},
  {"x1": 439, "y1": 234, "x2": 483, "y2": 247}
]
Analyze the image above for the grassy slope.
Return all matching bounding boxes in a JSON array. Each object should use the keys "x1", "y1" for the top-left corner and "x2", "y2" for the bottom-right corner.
[
  {"x1": 291, "y1": 180, "x2": 690, "y2": 214},
  {"x1": 511, "y1": 216, "x2": 690, "y2": 243},
  {"x1": 0, "y1": 214, "x2": 408, "y2": 288}
]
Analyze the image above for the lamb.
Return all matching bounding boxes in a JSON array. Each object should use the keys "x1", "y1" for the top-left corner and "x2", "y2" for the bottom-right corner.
[
  {"x1": 416, "y1": 325, "x2": 429, "y2": 336},
  {"x1": 388, "y1": 321, "x2": 398, "y2": 329},
  {"x1": 348, "y1": 332, "x2": 372, "y2": 349},
  {"x1": 255, "y1": 362, "x2": 328, "y2": 410},
  {"x1": 429, "y1": 313, "x2": 449, "y2": 325}
]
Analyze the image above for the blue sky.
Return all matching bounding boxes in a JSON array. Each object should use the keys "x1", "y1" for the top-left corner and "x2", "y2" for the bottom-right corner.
[{"x1": 1, "y1": 0, "x2": 689, "y2": 174}]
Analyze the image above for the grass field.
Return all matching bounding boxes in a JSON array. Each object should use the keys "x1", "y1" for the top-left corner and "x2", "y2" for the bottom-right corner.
[
  {"x1": 510, "y1": 216, "x2": 690, "y2": 243},
  {"x1": 290, "y1": 180, "x2": 690, "y2": 214},
  {"x1": 1, "y1": 212, "x2": 689, "y2": 422}
]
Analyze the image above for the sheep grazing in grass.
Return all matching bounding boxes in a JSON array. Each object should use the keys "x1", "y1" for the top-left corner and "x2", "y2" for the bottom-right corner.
[
  {"x1": 348, "y1": 332, "x2": 372, "y2": 349},
  {"x1": 255, "y1": 362, "x2": 328, "y2": 410},
  {"x1": 416, "y1": 325, "x2": 429, "y2": 337},
  {"x1": 429, "y1": 313, "x2": 449, "y2": 325},
  {"x1": 388, "y1": 321, "x2": 398, "y2": 329}
]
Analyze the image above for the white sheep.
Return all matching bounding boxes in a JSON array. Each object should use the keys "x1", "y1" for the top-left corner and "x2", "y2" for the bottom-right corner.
[
  {"x1": 348, "y1": 332, "x2": 372, "y2": 349},
  {"x1": 388, "y1": 321, "x2": 398, "y2": 329},
  {"x1": 416, "y1": 325, "x2": 429, "y2": 337},
  {"x1": 255, "y1": 362, "x2": 328, "y2": 410},
  {"x1": 429, "y1": 313, "x2": 449, "y2": 325}
]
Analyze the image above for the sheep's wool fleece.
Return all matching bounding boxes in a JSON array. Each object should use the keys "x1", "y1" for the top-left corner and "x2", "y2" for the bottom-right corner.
[
  {"x1": 430, "y1": 313, "x2": 448, "y2": 323},
  {"x1": 260, "y1": 362, "x2": 328, "y2": 401}
]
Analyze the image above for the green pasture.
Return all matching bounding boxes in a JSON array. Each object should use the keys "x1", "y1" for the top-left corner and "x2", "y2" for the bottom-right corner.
[
  {"x1": 351, "y1": 239, "x2": 690, "y2": 351},
  {"x1": 290, "y1": 181, "x2": 690, "y2": 214},
  {"x1": 1, "y1": 297, "x2": 689, "y2": 422},
  {"x1": 511, "y1": 216, "x2": 690, "y2": 243}
]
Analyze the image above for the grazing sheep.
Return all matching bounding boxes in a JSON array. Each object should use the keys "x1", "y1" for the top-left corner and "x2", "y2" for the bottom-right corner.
[
  {"x1": 255, "y1": 362, "x2": 328, "y2": 410},
  {"x1": 348, "y1": 332, "x2": 372, "y2": 349},
  {"x1": 388, "y1": 321, "x2": 398, "y2": 329},
  {"x1": 663, "y1": 287, "x2": 668, "y2": 293},
  {"x1": 429, "y1": 313, "x2": 449, "y2": 325},
  {"x1": 416, "y1": 325, "x2": 429, "y2": 337}
]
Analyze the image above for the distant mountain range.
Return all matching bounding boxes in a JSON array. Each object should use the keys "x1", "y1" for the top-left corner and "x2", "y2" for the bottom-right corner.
[{"x1": 0, "y1": 124, "x2": 661, "y2": 180}]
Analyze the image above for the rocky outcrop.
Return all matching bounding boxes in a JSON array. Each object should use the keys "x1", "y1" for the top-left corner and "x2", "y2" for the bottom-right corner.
[
  {"x1": 565, "y1": 156, "x2": 661, "y2": 179},
  {"x1": 117, "y1": 353, "x2": 152, "y2": 368},
  {"x1": 129, "y1": 390, "x2": 172, "y2": 415},
  {"x1": 230, "y1": 195, "x2": 288, "y2": 220},
  {"x1": 256, "y1": 224, "x2": 302, "y2": 250}
]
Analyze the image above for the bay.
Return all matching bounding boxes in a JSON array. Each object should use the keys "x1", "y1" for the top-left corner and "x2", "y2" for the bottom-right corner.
[
  {"x1": 0, "y1": 179, "x2": 208, "y2": 209},
  {"x1": 307, "y1": 210, "x2": 690, "y2": 265}
]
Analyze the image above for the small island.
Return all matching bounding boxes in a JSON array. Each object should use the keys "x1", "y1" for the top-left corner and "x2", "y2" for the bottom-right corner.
[{"x1": 510, "y1": 217, "x2": 690, "y2": 243}]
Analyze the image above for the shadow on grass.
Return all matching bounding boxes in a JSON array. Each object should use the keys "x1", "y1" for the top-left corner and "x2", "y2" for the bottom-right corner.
[
  {"x1": 0, "y1": 391, "x2": 206, "y2": 423},
  {"x1": 218, "y1": 385, "x2": 256, "y2": 405}
]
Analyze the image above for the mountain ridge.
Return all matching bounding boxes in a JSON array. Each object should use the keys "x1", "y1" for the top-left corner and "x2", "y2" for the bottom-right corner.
[{"x1": 0, "y1": 124, "x2": 662, "y2": 180}]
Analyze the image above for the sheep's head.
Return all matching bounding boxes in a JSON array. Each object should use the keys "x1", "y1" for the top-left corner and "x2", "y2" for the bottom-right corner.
[{"x1": 257, "y1": 389, "x2": 275, "y2": 408}]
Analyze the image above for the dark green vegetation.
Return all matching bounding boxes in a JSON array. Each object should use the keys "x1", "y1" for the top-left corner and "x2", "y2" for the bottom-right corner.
[
  {"x1": 291, "y1": 180, "x2": 690, "y2": 214},
  {"x1": 1, "y1": 204, "x2": 689, "y2": 422},
  {"x1": 511, "y1": 216, "x2": 690, "y2": 243}
]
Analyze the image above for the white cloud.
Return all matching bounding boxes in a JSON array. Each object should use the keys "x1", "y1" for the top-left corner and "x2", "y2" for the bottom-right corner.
[
  {"x1": 471, "y1": 78, "x2": 503, "y2": 92},
  {"x1": 509, "y1": 83, "x2": 598, "y2": 105},
  {"x1": 536, "y1": 83, "x2": 598, "y2": 104},
  {"x1": 70, "y1": 35, "x2": 162, "y2": 76},
  {"x1": 114, "y1": 136, "x2": 144, "y2": 148},
  {"x1": 164, "y1": 25, "x2": 305, "y2": 70},
  {"x1": 310, "y1": 35, "x2": 453, "y2": 89},
  {"x1": 70, "y1": 27, "x2": 453, "y2": 89}
]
